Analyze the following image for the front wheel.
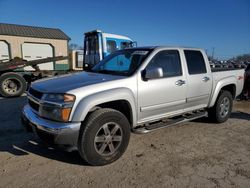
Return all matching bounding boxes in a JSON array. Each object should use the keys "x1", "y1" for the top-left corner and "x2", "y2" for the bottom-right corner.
[
  {"x1": 208, "y1": 90, "x2": 233, "y2": 123},
  {"x1": 78, "y1": 108, "x2": 131, "y2": 166}
]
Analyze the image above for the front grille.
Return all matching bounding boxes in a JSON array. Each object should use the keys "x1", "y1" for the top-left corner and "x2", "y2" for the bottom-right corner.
[
  {"x1": 28, "y1": 99, "x2": 40, "y2": 112},
  {"x1": 29, "y1": 87, "x2": 43, "y2": 100},
  {"x1": 28, "y1": 87, "x2": 44, "y2": 112}
]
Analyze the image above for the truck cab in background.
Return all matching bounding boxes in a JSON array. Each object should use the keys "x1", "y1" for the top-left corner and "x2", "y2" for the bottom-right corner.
[{"x1": 83, "y1": 30, "x2": 135, "y2": 68}]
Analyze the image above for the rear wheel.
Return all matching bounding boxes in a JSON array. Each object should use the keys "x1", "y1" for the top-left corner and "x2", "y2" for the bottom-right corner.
[
  {"x1": 208, "y1": 90, "x2": 233, "y2": 123},
  {"x1": 78, "y1": 108, "x2": 131, "y2": 166},
  {"x1": 0, "y1": 73, "x2": 27, "y2": 97}
]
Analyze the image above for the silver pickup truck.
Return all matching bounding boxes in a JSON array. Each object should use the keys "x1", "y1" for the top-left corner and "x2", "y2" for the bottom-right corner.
[{"x1": 22, "y1": 46, "x2": 245, "y2": 166}]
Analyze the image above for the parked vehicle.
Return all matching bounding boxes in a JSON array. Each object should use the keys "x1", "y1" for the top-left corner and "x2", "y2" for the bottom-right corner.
[
  {"x1": 242, "y1": 64, "x2": 250, "y2": 99},
  {"x1": 22, "y1": 46, "x2": 245, "y2": 166},
  {"x1": 209, "y1": 61, "x2": 215, "y2": 68},
  {"x1": 0, "y1": 56, "x2": 67, "y2": 97},
  {"x1": 233, "y1": 62, "x2": 247, "y2": 69},
  {"x1": 83, "y1": 30, "x2": 135, "y2": 68},
  {"x1": 211, "y1": 61, "x2": 223, "y2": 68}
]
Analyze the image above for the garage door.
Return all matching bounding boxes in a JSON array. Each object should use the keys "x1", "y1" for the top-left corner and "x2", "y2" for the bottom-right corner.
[
  {"x1": 0, "y1": 41, "x2": 10, "y2": 61},
  {"x1": 22, "y1": 43, "x2": 54, "y2": 70}
]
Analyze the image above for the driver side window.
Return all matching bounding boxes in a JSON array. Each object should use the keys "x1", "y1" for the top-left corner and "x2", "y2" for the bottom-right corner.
[{"x1": 147, "y1": 50, "x2": 182, "y2": 78}]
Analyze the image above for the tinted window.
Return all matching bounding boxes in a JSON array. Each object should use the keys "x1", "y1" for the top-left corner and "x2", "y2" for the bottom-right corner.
[
  {"x1": 184, "y1": 50, "x2": 207, "y2": 74},
  {"x1": 147, "y1": 50, "x2": 182, "y2": 77},
  {"x1": 107, "y1": 40, "x2": 117, "y2": 53}
]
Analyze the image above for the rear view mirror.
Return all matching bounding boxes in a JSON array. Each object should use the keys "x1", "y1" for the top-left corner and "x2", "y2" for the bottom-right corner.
[{"x1": 144, "y1": 67, "x2": 163, "y2": 80}]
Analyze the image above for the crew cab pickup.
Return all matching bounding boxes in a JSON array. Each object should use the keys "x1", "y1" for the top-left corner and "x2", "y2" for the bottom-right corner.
[{"x1": 22, "y1": 46, "x2": 245, "y2": 166}]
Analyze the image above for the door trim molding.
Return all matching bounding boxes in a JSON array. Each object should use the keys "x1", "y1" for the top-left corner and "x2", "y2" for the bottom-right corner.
[
  {"x1": 140, "y1": 99, "x2": 186, "y2": 112},
  {"x1": 186, "y1": 94, "x2": 209, "y2": 103}
]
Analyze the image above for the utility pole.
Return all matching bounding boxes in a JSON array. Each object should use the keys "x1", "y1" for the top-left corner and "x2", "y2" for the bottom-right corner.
[{"x1": 212, "y1": 47, "x2": 215, "y2": 59}]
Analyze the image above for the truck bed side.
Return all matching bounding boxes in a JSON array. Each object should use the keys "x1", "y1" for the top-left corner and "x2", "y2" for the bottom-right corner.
[{"x1": 209, "y1": 69, "x2": 245, "y2": 107}]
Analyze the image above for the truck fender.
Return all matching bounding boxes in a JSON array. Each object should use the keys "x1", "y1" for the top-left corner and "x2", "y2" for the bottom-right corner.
[
  {"x1": 71, "y1": 88, "x2": 137, "y2": 127},
  {"x1": 208, "y1": 77, "x2": 236, "y2": 107}
]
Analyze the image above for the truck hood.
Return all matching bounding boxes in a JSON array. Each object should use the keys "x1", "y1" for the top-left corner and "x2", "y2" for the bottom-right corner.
[{"x1": 31, "y1": 72, "x2": 125, "y2": 93}]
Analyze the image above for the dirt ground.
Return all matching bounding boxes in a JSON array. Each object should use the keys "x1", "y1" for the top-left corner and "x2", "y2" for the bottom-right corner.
[{"x1": 0, "y1": 97, "x2": 249, "y2": 188}]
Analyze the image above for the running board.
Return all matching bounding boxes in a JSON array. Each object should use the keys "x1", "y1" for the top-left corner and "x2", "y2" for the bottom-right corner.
[{"x1": 133, "y1": 111, "x2": 207, "y2": 134}]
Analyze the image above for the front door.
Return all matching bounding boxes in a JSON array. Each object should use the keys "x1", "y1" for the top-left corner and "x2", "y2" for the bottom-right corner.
[{"x1": 138, "y1": 50, "x2": 187, "y2": 123}]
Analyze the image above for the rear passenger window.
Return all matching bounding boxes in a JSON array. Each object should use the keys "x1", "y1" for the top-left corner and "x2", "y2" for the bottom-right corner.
[
  {"x1": 184, "y1": 50, "x2": 207, "y2": 74},
  {"x1": 147, "y1": 50, "x2": 182, "y2": 77}
]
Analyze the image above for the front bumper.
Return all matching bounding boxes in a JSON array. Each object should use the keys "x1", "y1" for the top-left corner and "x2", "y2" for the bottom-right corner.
[{"x1": 21, "y1": 105, "x2": 81, "y2": 148}]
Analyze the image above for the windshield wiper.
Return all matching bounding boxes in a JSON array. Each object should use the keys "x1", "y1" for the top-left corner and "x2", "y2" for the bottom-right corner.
[{"x1": 95, "y1": 69, "x2": 127, "y2": 76}]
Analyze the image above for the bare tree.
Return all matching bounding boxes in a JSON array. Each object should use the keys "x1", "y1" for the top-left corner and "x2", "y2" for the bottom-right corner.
[{"x1": 68, "y1": 43, "x2": 83, "y2": 52}]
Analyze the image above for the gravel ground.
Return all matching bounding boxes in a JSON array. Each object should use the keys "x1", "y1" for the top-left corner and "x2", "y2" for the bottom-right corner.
[{"x1": 0, "y1": 97, "x2": 249, "y2": 188}]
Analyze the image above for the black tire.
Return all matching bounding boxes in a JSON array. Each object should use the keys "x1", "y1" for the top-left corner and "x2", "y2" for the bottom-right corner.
[
  {"x1": 78, "y1": 108, "x2": 131, "y2": 166},
  {"x1": 0, "y1": 73, "x2": 27, "y2": 97},
  {"x1": 208, "y1": 90, "x2": 233, "y2": 123}
]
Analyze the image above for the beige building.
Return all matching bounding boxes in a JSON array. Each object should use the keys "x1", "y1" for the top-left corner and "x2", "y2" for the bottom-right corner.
[{"x1": 0, "y1": 23, "x2": 70, "y2": 70}]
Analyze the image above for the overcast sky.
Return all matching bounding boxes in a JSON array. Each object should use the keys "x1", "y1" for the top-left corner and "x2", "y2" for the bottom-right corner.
[{"x1": 0, "y1": 0, "x2": 249, "y2": 59}]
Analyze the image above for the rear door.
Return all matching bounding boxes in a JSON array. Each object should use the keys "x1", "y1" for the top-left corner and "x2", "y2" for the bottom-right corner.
[{"x1": 183, "y1": 50, "x2": 212, "y2": 109}]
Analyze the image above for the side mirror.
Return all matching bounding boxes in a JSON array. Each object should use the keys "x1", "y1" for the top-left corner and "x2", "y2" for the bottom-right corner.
[{"x1": 144, "y1": 67, "x2": 164, "y2": 80}]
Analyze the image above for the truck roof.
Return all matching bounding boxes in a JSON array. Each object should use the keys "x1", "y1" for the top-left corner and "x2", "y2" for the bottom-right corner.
[
  {"x1": 84, "y1": 29, "x2": 133, "y2": 41},
  {"x1": 127, "y1": 46, "x2": 203, "y2": 51}
]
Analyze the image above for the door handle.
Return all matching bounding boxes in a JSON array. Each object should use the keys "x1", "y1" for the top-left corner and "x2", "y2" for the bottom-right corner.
[
  {"x1": 202, "y1": 77, "x2": 210, "y2": 82},
  {"x1": 175, "y1": 80, "x2": 186, "y2": 86}
]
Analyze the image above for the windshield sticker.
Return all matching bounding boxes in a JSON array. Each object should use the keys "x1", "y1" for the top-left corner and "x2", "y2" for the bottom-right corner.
[{"x1": 132, "y1": 51, "x2": 149, "y2": 55}]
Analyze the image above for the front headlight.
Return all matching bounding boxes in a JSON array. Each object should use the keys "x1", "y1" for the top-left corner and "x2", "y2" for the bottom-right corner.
[{"x1": 39, "y1": 93, "x2": 75, "y2": 122}]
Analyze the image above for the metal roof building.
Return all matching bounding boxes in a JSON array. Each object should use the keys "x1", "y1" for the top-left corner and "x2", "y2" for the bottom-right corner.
[{"x1": 0, "y1": 23, "x2": 70, "y2": 70}]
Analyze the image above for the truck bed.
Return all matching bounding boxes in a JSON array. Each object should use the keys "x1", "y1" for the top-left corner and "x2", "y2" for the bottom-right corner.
[{"x1": 211, "y1": 67, "x2": 245, "y2": 72}]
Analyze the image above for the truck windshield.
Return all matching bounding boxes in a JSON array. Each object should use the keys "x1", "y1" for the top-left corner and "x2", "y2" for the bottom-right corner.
[
  {"x1": 91, "y1": 49, "x2": 152, "y2": 76},
  {"x1": 84, "y1": 35, "x2": 100, "y2": 66}
]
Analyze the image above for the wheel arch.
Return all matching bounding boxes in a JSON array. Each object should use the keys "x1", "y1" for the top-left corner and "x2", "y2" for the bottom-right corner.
[
  {"x1": 71, "y1": 88, "x2": 137, "y2": 128},
  {"x1": 209, "y1": 78, "x2": 236, "y2": 108}
]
